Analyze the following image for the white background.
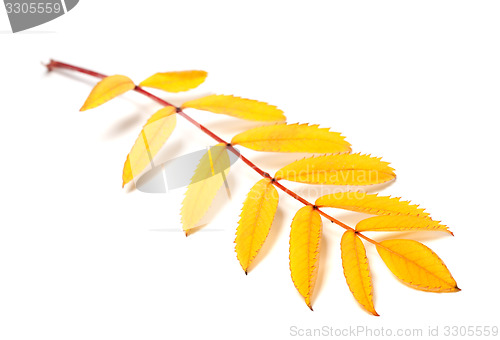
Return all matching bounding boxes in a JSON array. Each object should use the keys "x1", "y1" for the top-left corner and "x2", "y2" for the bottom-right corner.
[{"x1": 1, "y1": 1, "x2": 499, "y2": 339}]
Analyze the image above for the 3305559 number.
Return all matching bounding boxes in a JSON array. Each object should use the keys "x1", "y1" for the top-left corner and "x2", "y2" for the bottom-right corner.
[
  {"x1": 5, "y1": 2, "x2": 62, "y2": 14},
  {"x1": 444, "y1": 326, "x2": 498, "y2": 337}
]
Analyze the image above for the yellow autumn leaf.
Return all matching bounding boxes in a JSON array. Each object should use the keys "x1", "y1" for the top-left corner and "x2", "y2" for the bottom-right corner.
[
  {"x1": 315, "y1": 192, "x2": 429, "y2": 217},
  {"x1": 231, "y1": 123, "x2": 351, "y2": 153},
  {"x1": 275, "y1": 153, "x2": 395, "y2": 185},
  {"x1": 235, "y1": 178, "x2": 279, "y2": 273},
  {"x1": 289, "y1": 206, "x2": 322, "y2": 310},
  {"x1": 341, "y1": 230, "x2": 378, "y2": 316},
  {"x1": 181, "y1": 144, "x2": 231, "y2": 234},
  {"x1": 122, "y1": 106, "x2": 177, "y2": 187},
  {"x1": 181, "y1": 94, "x2": 286, "y2": 122},
  {"x1": 80, "y1": 75, "x2": 136, "y2": 111},
  {"x1": 356, "y1": 215, "x2": 451, "y2": 234},
  {"x1": 377, "y1": 239, "x2": 459, "y2": 292},
  {"x1": 139, "y1": 70, "x2": 208, "y2": 93}
]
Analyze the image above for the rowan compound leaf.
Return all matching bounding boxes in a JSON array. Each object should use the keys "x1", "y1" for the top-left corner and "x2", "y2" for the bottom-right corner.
[
  {"x1": 122, "y1": 106, "x2": 177, "y2": 187},
  {"x1": 181, "y1": 144, "x2": 231, "y2": 234},
  {"x1": 235, "y1": 179, "x2": 279, "y2": 273},
  {"x1": 315, "y1": 192, "x2": 429, "y2": 217},
  {"x1": 80, "y1": 75, "x2": 136, "y2": 111},
  {"x1": 376, "y1": 239, "x2": 459, "y2": 292},
  {"x1": 231, "y1": 123, "x2": 351, "y2": 153},
  {"x1": 275, "y1": 153, "x2": 395, "y2": 185},
  {"x1": 356, "y1": 215, "x2": 451, "y2": 234},
  {"x1": 289, "y1": 206, "x2": 322, "y2": 310},
  {"x1": 181, "y1": 95, "x2": 286, "y2": 122},
  {"x1": 139, "y1": 70, "x2": 208, "y2": 93},
  {"x1": 341, "y1": 230, "x2": 378, "y2": 316}
]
